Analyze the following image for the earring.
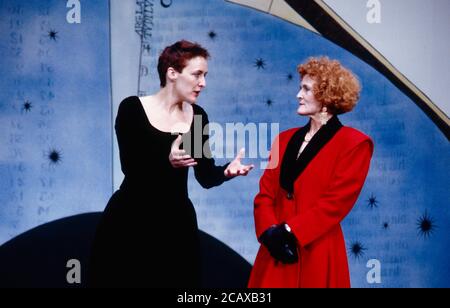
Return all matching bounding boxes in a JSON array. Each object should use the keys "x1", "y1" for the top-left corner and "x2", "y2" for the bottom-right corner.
[{"x1": 319, "y1": 107, "x2": 328, "y2": 125}]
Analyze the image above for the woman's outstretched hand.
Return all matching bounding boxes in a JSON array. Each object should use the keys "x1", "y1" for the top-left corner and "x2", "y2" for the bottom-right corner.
[
  {"x1": 224, "y1": 148, "x2": 255, "y2": 177},
  {"x1": 169, "y1": 135, "x2": 198, "y2": 168}
]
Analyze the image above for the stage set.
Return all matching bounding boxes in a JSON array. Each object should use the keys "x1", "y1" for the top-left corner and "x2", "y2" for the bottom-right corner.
[{"x1": 0, "y1": 0, "x2": 448, "y2": 288}]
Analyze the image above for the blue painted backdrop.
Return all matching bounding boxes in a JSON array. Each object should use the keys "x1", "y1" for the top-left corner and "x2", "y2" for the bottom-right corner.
[
  {"x1": 0, "y1": 1, "x2": 112, "y2": 242},
  {"x1": 1, "y1": 0, "x2": 449, "y2": 288}
]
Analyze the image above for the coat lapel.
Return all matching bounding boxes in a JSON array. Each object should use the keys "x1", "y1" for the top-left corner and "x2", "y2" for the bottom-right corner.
[{"x1": 280, "y1": 116, "x2": 343, "y2": 195}]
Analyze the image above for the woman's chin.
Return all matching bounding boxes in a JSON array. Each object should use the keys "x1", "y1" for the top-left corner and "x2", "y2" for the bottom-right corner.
[
  {"x1": 186, "y1": 96, "x2": 198, "y2": 104},
  {"x1": 297, "y1": 108, "x2": 306, "y2": 116}
]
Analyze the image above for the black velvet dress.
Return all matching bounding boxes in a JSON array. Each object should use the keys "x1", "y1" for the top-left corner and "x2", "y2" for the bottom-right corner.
[{"x1": 88, "y1": 96, "x2": 229, "y2": 287}]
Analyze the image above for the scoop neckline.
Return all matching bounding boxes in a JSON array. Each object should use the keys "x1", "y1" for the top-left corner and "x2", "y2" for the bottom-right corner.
[{"x1": 136, "y1": 96, "x2": 194, "y2": 135}]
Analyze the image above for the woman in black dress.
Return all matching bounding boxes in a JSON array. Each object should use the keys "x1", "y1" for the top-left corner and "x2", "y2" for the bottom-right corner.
[{"x1": 88, "y1": 40, "x2": 253, "y2": 287}]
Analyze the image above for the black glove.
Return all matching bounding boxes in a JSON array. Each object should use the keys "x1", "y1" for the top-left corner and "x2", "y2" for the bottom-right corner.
[{"x1": 259, "y1": 223, "x2": 298, "y2": 264}]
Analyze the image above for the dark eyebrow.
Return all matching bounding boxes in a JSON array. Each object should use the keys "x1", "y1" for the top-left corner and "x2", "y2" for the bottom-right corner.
[{"x1": 193, "y1": 70, "x2": 208, "y2": 76}]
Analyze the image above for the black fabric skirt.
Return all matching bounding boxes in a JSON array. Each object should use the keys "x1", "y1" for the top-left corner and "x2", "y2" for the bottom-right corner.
[{"x1": 87, "y1": 190, "x2": 200, "y2": 288}]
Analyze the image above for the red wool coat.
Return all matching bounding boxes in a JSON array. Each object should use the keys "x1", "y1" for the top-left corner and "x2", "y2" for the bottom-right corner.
[{"x1": 248, "y1": 124, "x2": 373, "y2": 288}]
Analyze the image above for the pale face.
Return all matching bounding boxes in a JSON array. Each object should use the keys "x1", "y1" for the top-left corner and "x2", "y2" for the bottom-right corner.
[
  {"x1": 172, "y1": 56, "x2": 208, "y2": 104},
  {"x1": 296, "y1": 75, "x2": 322, "y2": 116}
]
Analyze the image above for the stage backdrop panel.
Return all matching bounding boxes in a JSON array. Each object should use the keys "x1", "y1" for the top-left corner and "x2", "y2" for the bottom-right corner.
[
  {"x1": 0, "y1": 0, "x2": 112, "y2": 244},
  {"x1": 110, "y1": 0, "x2": 449, "y2": 287}
]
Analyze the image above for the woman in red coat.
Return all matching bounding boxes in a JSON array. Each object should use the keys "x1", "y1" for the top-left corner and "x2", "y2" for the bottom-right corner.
[{"x1": 248, "y1": 57, "x2": 374, "y2": 288}]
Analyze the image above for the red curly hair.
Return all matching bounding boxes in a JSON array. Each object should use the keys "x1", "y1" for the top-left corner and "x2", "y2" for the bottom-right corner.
[{"x1": 298, "y1": 57, "x2": 360, "y2": 115}]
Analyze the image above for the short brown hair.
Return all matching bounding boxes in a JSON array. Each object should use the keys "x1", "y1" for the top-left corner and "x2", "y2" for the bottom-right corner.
[
  {"x1": 298, "y1": 57, "x2": 360, "y2": 114},
  {"x1": 157, "y1": 40, "x2": 210, "y2": 87}
]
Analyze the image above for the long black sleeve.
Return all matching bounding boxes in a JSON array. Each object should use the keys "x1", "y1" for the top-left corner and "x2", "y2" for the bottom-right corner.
[
  {"x1": 191, "y1": 105, "x2": 231, "y2": 189},
  {"x1": 115, "y1": 96, "x2": 149, "y2": 178}
]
